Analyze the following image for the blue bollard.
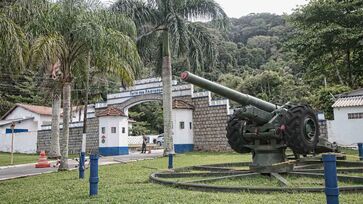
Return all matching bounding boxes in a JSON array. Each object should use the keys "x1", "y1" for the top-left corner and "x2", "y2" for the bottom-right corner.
[
  {"x1": 358, "y1": 143, "x2": 363, "y2": 161},
  {"x1": 168, "y1": 153, "x2": 173, "y2": 169},
  {"x1": 79, "y1": 152, "x2": 85, "y2": 179},
  {"x1": 89, "y1": 154, "x2": 99, "y2": 196},
  {"x1": 322, "y1": 154, "x2": 339, "y2": 204}
]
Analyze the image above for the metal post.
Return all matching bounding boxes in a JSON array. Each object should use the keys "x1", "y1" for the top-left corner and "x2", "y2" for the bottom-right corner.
[
  {"x1": 79, "y1": 152, "x2": 85, "y2": 179},
  {"x1": 358, "y1": 143, "x2": 363, "y2": 161},
  {"x1": 10, "y1": 122, "x2": 15, "y2": 165},
  {"x1": 168, "y1": 153, "x2": 173, "y2": 169},
  {"x1": 89, "y1": 154, "x2": 99, "y2": 196},
  {"x1": 322, "y1": 154, "x2": 339, "y2": 204}
]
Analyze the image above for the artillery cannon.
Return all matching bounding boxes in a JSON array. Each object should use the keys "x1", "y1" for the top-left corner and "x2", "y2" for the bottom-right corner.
[{"x1": 181, "y1": 71, "x2": 336, "y2": 173}]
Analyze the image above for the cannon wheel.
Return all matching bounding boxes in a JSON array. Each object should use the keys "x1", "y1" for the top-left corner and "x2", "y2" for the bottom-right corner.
[
  {"x1": 284, "y1": 105, "x2": 319, "y2": 154},
  {"x1": 226, "y1": 114, "x2": 251, "y2": 154}
]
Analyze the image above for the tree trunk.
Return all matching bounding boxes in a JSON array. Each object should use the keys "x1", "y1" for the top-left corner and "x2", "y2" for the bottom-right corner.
[
  {"x1": 59, "y1": 82, "x2": 71, "y2": 170},
  {"x1": 346, "y1": 49, "x2": 352, "y2": 87},
  {"x1": 48, "y1": 90, "x2": 61, "y2": 158},
  {"x1": 161, "y1": 30, "x2": 174, "y2": 154},
  {"x1": 330, "y1": 50, "x2": 345, "y2": 85}
]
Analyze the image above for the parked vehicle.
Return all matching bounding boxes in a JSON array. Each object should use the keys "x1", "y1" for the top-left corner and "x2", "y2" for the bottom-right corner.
[{"x1": 156, "y1": 134, "x2": 164, "y2": 146}]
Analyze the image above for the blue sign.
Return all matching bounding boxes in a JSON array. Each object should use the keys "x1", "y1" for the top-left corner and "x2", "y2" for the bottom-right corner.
[{"x1": 5, "y1": 128, "x2": 28, "y2": 134}]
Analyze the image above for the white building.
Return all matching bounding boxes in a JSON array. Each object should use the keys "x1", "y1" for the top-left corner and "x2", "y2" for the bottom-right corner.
[
  {"x1": 0, "y1": 103, "x2": 93, "y2": 153},
  {"x1": 0, "y1": 103, "x2": 53, "y2": 134},
  {"x1": 97, "y1": 107, "x2": 129, "y2": 156},
  {"x1": 328, "y1": 88, "x2": 363, "y2": 146},
  {"x1": 172, "y1": 100, "x2": 194, "y2": 153},
  {"x1": 0, "y1": 104, "x2": 53, "y2": 153}
]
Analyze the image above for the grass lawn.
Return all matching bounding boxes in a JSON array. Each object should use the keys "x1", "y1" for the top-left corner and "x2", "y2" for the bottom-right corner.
[
  {"x1": 0, "y1": 152, "x2": 39, "y2": 166},
  {"x1": 0, "y1": 152, "x2": 80, "y2": 167},
  {"x1": 0, "y1": 152, "x2": 362, "y2": 204}
]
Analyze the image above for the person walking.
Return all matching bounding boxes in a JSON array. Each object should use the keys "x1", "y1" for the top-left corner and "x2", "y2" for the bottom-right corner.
[{"x1": 141, "y1": 134, "x2": 147, "y2": 153}]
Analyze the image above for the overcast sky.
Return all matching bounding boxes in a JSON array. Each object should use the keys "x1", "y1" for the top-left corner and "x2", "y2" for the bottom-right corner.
[
  {"x1": 101, "y1": 0, "x2": 309, "y2": 18},
  {"x1": 215, "y1": 0, "x2": 308, "y2": 18}
]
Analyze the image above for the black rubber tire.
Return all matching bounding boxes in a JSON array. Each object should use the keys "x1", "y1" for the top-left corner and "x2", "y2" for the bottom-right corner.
[
  {"x1": 284, "y1": 105, "x2": 319, "y2": 155},
  {"x1": 226, "y1": 114, "x2": 251, "y2": 154}
]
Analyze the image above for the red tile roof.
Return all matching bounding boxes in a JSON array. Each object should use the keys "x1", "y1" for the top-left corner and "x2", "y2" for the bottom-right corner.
[
  {"x1": 1, "y1": 103, "x2": 52, "y2": 119},
  {"x1": 17, "y1": 103, "x2": 52, "y2": 115},
  {"x1": 172, "y1": 100, "x2": 194, "y2": 110},
  {"x1": 96, "y1": 107, "x2": 126, "y2": 117}
]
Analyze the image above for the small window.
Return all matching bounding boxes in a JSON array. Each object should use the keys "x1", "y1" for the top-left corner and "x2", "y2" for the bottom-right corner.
[
  {"x1": 189, "y1": 122, "x2": 192, "y2": 129},
  {"x1": 122, "y1": 127, "x2": 125, "y2": 133},
  {"x1": 111, "y1": 127, "x2": 116, "y2": 133},
  {"x1": 348, "y1": 112, "x2": 363, "y2": 119},
  {"x1": 101, "y1": 127, "x2": 105, "y2": 134},
  {"x1": 180, "y1": 121, "x2": 185, "y2": 129}
]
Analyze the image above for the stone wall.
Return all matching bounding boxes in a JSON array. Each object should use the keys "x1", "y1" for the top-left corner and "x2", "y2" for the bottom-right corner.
[
  {"x1": 37, "y1": 118, "x2": 99, "y2": 154},
  {"x1": 192, "y1": 96, "x2": 230, "y2": 151},
  {"x1": 37, "y1": 100, "x2": 329, "y2": 154}
]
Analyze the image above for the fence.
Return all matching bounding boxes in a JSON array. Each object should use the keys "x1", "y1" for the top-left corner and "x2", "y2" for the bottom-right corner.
[
  {"x1": 128, "y1": 135, "x2": 159, "y2": 145},
  {"x1": 0, "y1": 131, "x2": 37, "y2": 153}
]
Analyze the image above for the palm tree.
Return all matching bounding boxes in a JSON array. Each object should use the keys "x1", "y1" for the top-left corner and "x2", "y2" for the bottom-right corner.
[
  {"x1": 1, "y1": 1, "x2": 64, "y2": 158},
  {"x1": 0, "y1": 11, "x2": 27, "y2": 72},
  {"x1": 30, "y1": 0, "x2": 141, "y2": 170},
  {"x1": 112, "y1": 0, "x2": 227, "y2": 154}
]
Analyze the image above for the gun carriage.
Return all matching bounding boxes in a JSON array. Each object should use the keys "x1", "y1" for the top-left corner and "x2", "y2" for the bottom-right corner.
[{"x1": 180, "y1": 71, "x2": 336, "y2": 172}]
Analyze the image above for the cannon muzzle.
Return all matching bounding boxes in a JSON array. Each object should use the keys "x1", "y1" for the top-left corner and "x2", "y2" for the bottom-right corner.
[{"x1": 180, "y1": 71, "x2": 278, "y2": 112}]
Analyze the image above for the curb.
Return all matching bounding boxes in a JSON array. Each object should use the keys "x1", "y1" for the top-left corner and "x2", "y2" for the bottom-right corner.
[
  {"x1": 0, "y1": 163, "x2": 38, "y2": 170},
  {"x1": 0, "y1": 154, "x2": 163, "y2": 181}
]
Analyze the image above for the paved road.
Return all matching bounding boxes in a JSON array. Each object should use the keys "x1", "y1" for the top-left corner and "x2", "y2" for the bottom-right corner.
[{"x1": 0, "y1": 150, "x2": 163, "y2": 181}]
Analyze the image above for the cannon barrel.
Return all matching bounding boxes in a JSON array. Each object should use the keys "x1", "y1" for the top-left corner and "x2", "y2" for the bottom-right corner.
[{"x1": 180, "y1": 72, "x2": 278, "y2": 112}]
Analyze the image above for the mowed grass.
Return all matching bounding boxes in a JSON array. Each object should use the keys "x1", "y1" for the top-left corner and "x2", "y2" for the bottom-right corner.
[
  {"x1": 0, "y1": 152, "x2": 39, "y2": 166},
  {"x1": 0, "y1": 152, "x2": 362, "y2": 204}
]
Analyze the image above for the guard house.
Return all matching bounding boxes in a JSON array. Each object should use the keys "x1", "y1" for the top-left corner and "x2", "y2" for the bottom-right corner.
[
  {"x1": 328, "y1": 88, "x2": 363, "y2": 145},
  {"x1": 97, "y1": 107, "x2": 129, "y2": 156},
  {"x1": 172, "y1": 100, "x2": 194, "y2": 153}
]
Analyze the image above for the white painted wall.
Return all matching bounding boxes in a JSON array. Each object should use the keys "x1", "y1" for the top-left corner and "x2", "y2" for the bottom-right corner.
[
  {"x1": 69, "y1": 106, "x2": 95, "y2": 122},
  {"x1": 0, "y1": 131, "x2": 37, "y2": 153},
  {"x1": 328, "y1": 106, "x2": 363, "y2": 145},
  {"x1": 172, "y1": 109, "x2": 193, "y2": 144},
  {"x1": 39, "y1": 115, "x2": 52, "y2": 128},
  {"x1": 6, "y1": 107, "x2": 42, "y2": 128},
  {"x1": 98, "y1": 116, "x2": 128, "y2": 147},
  {"x1": 5, "y1": 107, "x2": 39, "y2": 120},
  {"x1": 3, "y1": 107, "x2": 53, "y2": 130},
  {"x1": 0, "y1": 119, "x2": 37, "y2": 134}
]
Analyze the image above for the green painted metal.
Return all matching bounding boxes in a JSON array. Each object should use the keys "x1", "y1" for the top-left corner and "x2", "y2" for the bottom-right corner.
[
  {"x1": 150, "y1": 159, "x2": 363, "y2": 193},
  {"x1": 181, "y1": 71, "x2": 278, "y2": 112},
  {"x1": 180, "y1": 72, "x2": 336, "y2": 174}
]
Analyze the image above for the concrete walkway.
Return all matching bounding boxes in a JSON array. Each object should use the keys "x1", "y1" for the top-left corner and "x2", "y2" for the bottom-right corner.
[{"x1": 0, "y1": 150, "x2": 163, "y2": 181}]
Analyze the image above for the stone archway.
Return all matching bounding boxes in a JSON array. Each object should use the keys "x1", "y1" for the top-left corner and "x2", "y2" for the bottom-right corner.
[{"x1": 110, "y1": 94, "x2": 163, "y2": 116}]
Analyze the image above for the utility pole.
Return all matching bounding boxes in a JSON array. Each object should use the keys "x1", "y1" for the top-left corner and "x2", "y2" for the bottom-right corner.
[{"x1": 10, "y1": 122, "x2": 15, "y2": 165}]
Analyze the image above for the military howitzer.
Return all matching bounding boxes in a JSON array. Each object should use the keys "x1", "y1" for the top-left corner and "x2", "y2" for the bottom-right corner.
[{"x1": 181, "y1": 72, "x2": 337, "y2": 173}]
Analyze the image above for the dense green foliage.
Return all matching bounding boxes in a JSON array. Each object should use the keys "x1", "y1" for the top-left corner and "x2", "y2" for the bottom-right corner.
[
  {"x1": 1, "y1": 0, "x2": 362, "y2": 120},
  {"x1": 288, "y1": 0, "x2": 363, "y2": 88},
  {"x1": 128, "y1": 101, "x2": 163, "y2": 135},
  {"x1": 0, "y1": 0, "x2": 140, "y2": 116}
]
